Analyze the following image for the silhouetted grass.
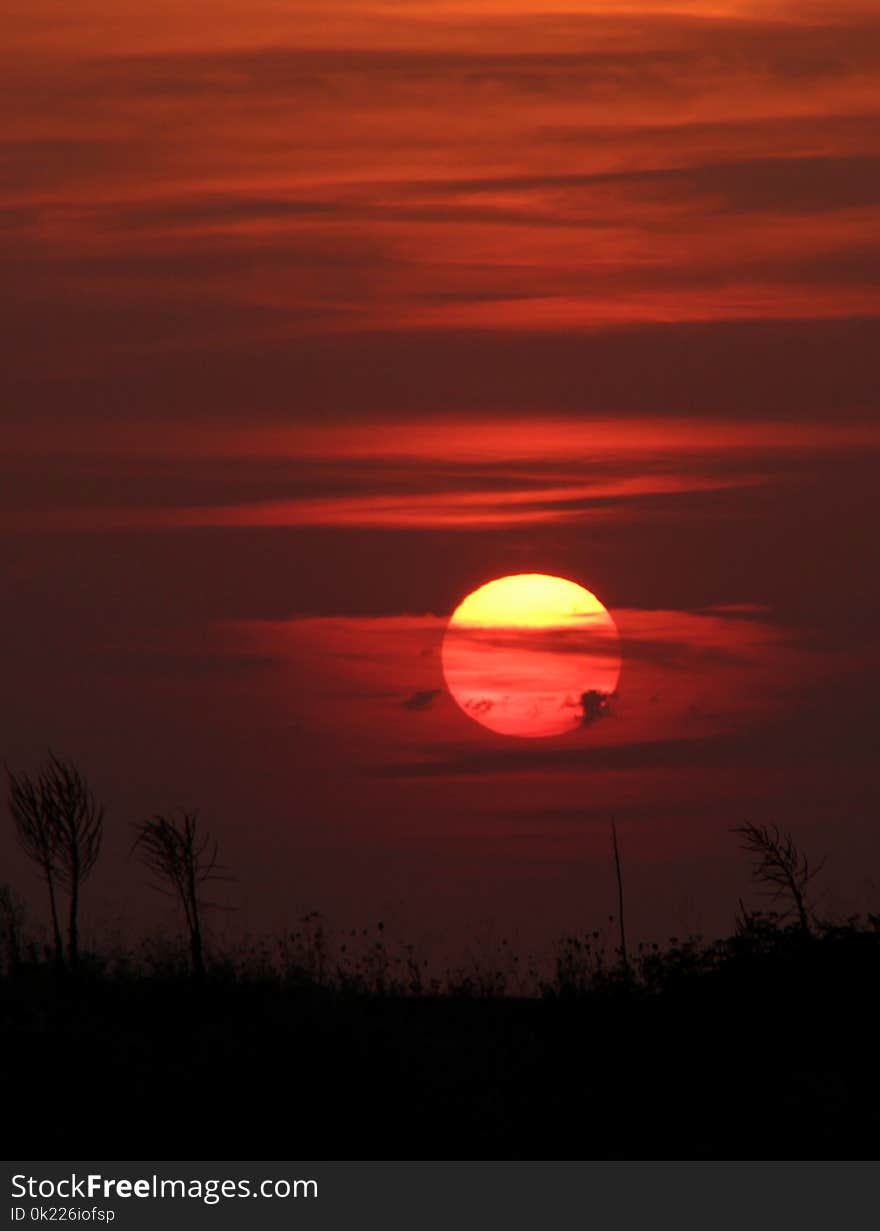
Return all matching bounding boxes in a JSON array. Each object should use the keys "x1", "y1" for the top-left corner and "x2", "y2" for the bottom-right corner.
[{"x1": 3, "y1": 909, "x2": 880, "y2": 1159}]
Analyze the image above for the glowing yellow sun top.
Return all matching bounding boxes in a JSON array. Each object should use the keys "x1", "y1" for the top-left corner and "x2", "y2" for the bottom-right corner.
[{"x1": 449, "y1": 573, "x2": 611, "y2": 630}]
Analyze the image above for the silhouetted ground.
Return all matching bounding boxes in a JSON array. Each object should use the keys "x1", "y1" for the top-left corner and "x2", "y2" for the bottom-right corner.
[{"x1": 3, "y1": 918, "x2": 880, "y2": 1159}]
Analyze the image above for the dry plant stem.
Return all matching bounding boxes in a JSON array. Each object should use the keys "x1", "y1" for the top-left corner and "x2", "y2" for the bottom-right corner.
[{"x1": 611, "y1": 816, "x2": 630, "y2": 983}]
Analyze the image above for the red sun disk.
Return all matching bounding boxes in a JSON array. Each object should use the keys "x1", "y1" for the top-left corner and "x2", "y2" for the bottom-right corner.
[{"x1": 441, "y1": 574, "x2": 622, "y2": 738}]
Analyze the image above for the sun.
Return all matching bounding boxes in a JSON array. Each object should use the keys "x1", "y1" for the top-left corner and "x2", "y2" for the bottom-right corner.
[{"x1": 441, "y1": 573, "x2": 621, "y2": 738}]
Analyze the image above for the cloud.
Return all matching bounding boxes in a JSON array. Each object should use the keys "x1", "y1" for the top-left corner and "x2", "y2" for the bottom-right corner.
[
  {"x1": 403, "y1": 689, "x2": 442, "y2": 712},
  {"x1": 579, "y1": 689, "x2": 614, "y2": 727},
  {"x1": 32, "y1": 15, "x2": 880, "y2": 108},
  {"x1": 374, "y1": 154, "x2": 880, "y2": 218},
  {"x1": 366, "y1": 733, "x2": 737, "y2": 778},
  {"x1": 0, "y1": 471, "x2": 765, "y2": 532},
  {"x1": 4, "y1": 3, "x2": 880, "y2": 357}
]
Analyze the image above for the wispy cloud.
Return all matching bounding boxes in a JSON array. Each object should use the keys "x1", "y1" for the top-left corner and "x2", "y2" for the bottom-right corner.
[
  {"x1": 0, "y1": 472, "x2": 764, "y2": 532},
  {"x1": 4, "y1": 0, "x2": 880, "y2": 362}
]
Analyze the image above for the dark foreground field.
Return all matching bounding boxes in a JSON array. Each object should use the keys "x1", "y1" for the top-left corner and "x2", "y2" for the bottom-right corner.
[{"x1": 3, "y1": 917, "x2": 880, "y2": 1160}]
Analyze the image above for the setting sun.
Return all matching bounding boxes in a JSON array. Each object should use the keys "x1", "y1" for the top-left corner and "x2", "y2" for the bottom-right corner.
[{"x1": 441, "y1": 574, "x2": 621, "y2": 738}]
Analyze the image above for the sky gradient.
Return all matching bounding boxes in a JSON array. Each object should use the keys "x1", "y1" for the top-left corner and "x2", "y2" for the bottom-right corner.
[{"x1": 3, "y1": 0, "x2": 879, "y2": 961}]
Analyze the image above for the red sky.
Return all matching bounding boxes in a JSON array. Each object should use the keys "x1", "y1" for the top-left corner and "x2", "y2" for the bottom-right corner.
[{"x1": 2, "y1": 0, "x2": 880, "y2": 961}]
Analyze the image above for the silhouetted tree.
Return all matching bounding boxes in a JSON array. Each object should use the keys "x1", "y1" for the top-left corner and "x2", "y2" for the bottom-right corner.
[
  {"x1": 132, "y1": 811, "x2": 227, "y2": 982},
  {"x1": 7, "y1": 754, "x2": 103, "y2": 968},
  {"x1": 733, "y1": 822, "x2": 826, "y2": 933},
  {"x1": 7, "y1": 768, "x2": 64, "y2": 967},
  {"x1": 46, "y1": 755, "x2": 104, "y2": 968}
]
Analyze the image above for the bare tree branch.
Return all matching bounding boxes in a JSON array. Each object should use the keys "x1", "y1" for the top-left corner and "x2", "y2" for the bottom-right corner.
[
  {"x1": 131, "y1": 810, "x2": 230, "y2": 982},
  {"x1": 732, "y1": 822, "x2": 826, "y2": 933}
]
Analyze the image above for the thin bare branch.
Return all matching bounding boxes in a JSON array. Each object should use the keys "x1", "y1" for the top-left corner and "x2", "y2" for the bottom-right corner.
[{"x1": 732, "y1": 822, "x2": 826, "y2": 933}]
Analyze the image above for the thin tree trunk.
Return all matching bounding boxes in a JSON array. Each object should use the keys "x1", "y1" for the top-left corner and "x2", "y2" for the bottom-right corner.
[
  {"x1": 66, "y1": 834, "x2": 82, "y2": 969},
  {"x1": 611, "y1": 817, "x2": 630, "y2": 984},
  {"x1": 7, "y1": 910, "x2": 20, "y2": 971},
  {"x1": 190, "y1": 922, "x2": 204, "y2": 983},
  {"x1": 68, "y1": 875, "x2": 79, "y2": 969},
  {"x1": 789, "y1": 877, "x2": 810, "y2": 933},
  {"x1": 186, "y1": 863, "x2": 205, "y2": 983},
  {"x1": 46, "y1": 871, "x2": 65, "y2": 970}
]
